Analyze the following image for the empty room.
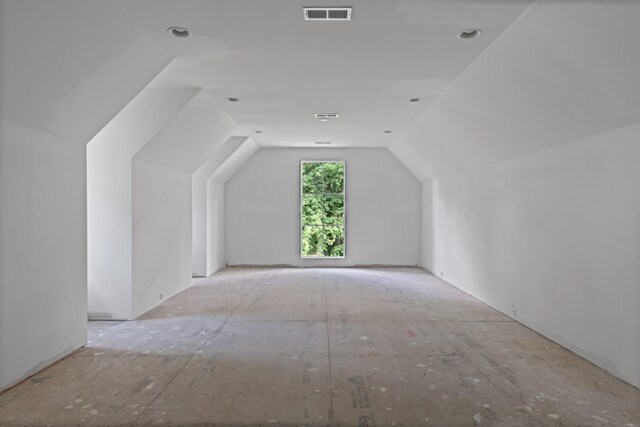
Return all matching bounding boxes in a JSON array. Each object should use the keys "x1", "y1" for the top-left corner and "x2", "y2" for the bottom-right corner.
[{"x1": 0, "y1": 0, "x2": 639, "y2": 426}]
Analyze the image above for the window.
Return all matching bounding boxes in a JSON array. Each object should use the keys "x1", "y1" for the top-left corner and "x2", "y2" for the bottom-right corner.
[{"x1": 301, "y1": 161, "x2": 345, "y2": 258}]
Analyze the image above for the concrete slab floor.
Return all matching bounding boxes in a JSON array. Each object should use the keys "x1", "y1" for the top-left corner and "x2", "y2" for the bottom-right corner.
[{"x1": 0, "y1": 268, "x2": 638, "y2": 427}]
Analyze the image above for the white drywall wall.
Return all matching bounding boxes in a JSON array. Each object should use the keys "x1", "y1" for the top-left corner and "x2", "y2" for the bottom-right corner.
[
  {"x1": 0, "y1": 120, "x2": 87, "y2": 390},
  {"x1": 0, "y1": 0, "x2": 172, "y2": 391},
  {"x1": 196, "y1": 137, "x2": 260, "y2": 276},
  {"x1": 205, "y1": 138, "x2": 260, "y2": 275},
  {"x1": 132, "y1": 160, "x2": 192, "y2": 318},
  {"x1": 131, "y1": 91, "x2": 244, "y2": 312},
  {"x1": 207, "y1": 181, "x2": 226, "y2": 274},
  {"x1": 88, "y1": 88, "x2": 197, "y2": 320},
  {"x1": 225, "y1": 148, "x2": 421, "y2": 267},
  {"x1": 192, "y1": 137, "x2": 241, "y2": 277},
  {"x1": 421, "y1": 180, "x2": 434, "y2": 273},
  {"x1": 190, "y1": 134, "x2": 242, "y2": 277},
  {"x1": 433, "y1": 122, "x2": 640, "y2": 388},
  {"x1": 384, "y1": 0, "x2": 640, "y2": 388},
  {"x1": 192, "y1": 177, "x2": 208, "y2": 277}
]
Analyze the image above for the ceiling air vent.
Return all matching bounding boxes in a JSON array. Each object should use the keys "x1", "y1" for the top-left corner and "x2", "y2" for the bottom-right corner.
[
  {"x1": 314, "y1": 113, "x2": 339, "y2": 119},
  {"x1": 315, "y1": 141, "x2": 332, "y2": 145},
  {"x1": 304, "y1": 7, "x2": 352, "y2": 21}
]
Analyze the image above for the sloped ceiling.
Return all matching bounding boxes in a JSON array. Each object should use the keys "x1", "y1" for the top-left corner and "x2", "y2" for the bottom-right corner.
[
  {"x1": 195, "y1": 136, "x2": 256, "y2": 183},
  {"x1": 120, "y1": 0, "x2": 533, "y2": 148},
  {"x1": 0, "y1": 0, "x2": 173, "y2": 144},
  {"x1": 391, "y1": 0, "x2": 640, "y2": 181},
  {"x1": 4, "y1": 0, "x2": 639, "y2": 182},
  {"x1": 88, "y1": 87, "x2": 199, "y2": 160},
  {"x1": 209, "y1": 138, "x2": 260, "y2": 184},
  {"x1": 134, "y1": 90, "x2": 237, "y2": 173}
]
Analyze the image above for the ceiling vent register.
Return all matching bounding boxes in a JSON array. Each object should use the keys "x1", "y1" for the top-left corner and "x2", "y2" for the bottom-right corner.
[
  {"x1": 314, "y1": 113, "x2": 339, "y2": 119},
  {"x1": 304, "y1": 7, "x2": 352, "y2": 21}
]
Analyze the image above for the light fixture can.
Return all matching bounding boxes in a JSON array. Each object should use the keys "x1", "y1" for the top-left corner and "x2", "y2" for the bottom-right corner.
[{"x1": 167, "y1": 26, "x2": 192, "y2": 38}]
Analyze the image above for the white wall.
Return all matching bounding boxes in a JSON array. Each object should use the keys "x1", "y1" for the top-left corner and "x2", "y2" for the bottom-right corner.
[
  {"x1": 191, "y1": 136, "x2": 246, "y2": 277},
  {"x1": 131, "y1": 90, "x2": 236, "y2": 279},
  {"x1": 433, "y1": 122, "x2": 640, "y2": 388},
  {"x1": 131, "y1": 91, "x2": 238, "y2": 306},
  {"x1": 421, "y1": 180, "x2": 434, "y2": 272},
  {"x1": 89, "y1": 89, "x2": 238, "y2": 318},
  {"x1": 0, "y1": 120, "x2": 87, "y2": 390},
  {"x1": 205, "y1": 138, "x2": 260, "y2": 276},
  {"x1": 87, "y1": 88, "x2": 197, "y2": 320},
  {"x1": 0, "y1": 0, "x2": 173, "y2": 391},
  {"x1": 192, "y1": 177, "x2": 208, "y2": 276},
  {"x1": 132, "y1": 160, "x2": 192, "y2": 318},
  {"x1": 385, "y1": 0, "x2": 640, "y2": 388},
  {"x1": 226, "y1": 148, "x2": 421, "y2": 267},
  {"x1": 207, "y1": 181, "x2": 225, "y2": 274}
]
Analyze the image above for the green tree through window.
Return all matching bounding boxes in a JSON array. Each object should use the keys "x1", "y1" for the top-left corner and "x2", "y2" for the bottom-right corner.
[{"x1": 301, "y1": 161, "x2": 345, "y2": 257}]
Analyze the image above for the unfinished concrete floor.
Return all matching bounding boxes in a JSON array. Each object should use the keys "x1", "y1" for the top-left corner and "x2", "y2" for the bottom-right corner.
[{"x1": 0, "y1": 268, "x2": 638, "y2": 427}]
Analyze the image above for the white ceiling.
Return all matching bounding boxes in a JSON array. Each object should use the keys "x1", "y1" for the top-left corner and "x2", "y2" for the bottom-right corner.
[
  {"x1": 4, "y1": 0, "x2": 637, "y2": 182},
  {"x1": 0, "y1": 0, "x2": 172, "y2": 143},
  {"x1": 120, "y1": 0, "x2": 533, "y2": 147},
  {"x1": 390, "y1": 0, "x2": 640, "y2": 181}
]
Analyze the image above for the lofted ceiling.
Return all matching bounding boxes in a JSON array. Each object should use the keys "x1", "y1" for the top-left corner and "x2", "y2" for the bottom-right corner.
[
  {"x1": 3, "y1": 0, "x2": 639, "y2": 182},
  {"x1": 390, "y1": 0, "x2": 640, "y2": 181},
  {"x1": 120, "y1": 0, "x2": 533, "y2": 147}
]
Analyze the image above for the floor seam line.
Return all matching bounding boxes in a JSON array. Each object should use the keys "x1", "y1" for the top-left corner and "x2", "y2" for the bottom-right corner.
[{"x1": 324, "y1": 272, "x2": 335, "y2": 425}]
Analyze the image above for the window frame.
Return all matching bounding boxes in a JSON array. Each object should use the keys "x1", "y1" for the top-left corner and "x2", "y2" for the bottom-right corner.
[{"x1": 299, "y1": 160, "x2": 346, "y2": 259}]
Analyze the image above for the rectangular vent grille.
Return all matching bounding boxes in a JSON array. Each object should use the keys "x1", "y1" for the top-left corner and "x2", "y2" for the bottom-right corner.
[
  {"x1": 315, "y1": 141, "x2": 332, "y2": 145},
  {"x1": 314, "y1": 113, "x2": 339, "y2": 119},
  {"x1": 304, "y1": 7, "x2": 352, "y2": 21}
]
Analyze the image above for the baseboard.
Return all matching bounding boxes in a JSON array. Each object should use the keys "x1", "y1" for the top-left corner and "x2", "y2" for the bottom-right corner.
[{"x1": 225, "y1": 264, "x2": 420, "y2": 269}]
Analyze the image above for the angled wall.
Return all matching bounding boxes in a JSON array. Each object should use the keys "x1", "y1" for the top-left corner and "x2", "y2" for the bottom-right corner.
[
  {"x1": 132, "y1": 160, "x2": 192, "y2": 318},
  {"x1": 206, "y1": 138, "x2": 260, "y2": 274},
  {"x1": 0, "y1": 0, "x2": 172, "y2": 390},
  {"x1": 131, "y1": 91, "x2": 243, "y2": 317},
  {"x1": 188, "y1": 134, "x2": 240, "y2": 277},
  {"x1": 0, "y1": 1, "x2": 171, "y2": 144},
  {"x1": 388, "y1": 0, "x2": 640, "y2": 387},
  {"x1": 435, "y1": 123, "x2": 640, "y2": 388},
  {"x1": 88, "y1": 88, "x2": 198, "y2": 319},
  {"x1": 0, "y1": 121, "x2": 86, "y2": 390},
  {"x1": 88, "y1": 85, "x2": 251, "y2": 320}
]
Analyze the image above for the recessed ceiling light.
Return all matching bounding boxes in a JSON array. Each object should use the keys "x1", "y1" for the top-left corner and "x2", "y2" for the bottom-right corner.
[
  {"x1": 458, "y1": 29, "x2": 482, "y2": 40},
  {"x1": 167, "y1": 27, "x2": 192, "y2": 38},
  {"x1": 228, "y1": 97, "x2": 239, "y2": 102},
  {"x1": 384, "y1": 130, "x2": 392, "y2": 133},
  {"x1": 409, "y1": 98, "x2": 421, "y2": 103},
  {"x1": 255, "y1": 130, "x2": 263, "y2": 134}
]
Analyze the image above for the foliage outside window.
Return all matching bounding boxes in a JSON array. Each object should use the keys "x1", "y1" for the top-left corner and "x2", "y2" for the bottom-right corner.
[{"x1": 301, "y1": 161, "x2": 345, "y2": 258}]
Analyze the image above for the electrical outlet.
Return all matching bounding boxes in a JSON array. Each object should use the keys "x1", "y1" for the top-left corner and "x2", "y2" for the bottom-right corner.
[
  {"x1": 441, "y1": 271, "x2": 444, "y2": 277},
  {"x1": 510, "y1": 305, "x2": 517, "y2": 317},
  {"x1": 159, "y1": 293, "x2": 164, "y2": 300}
]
